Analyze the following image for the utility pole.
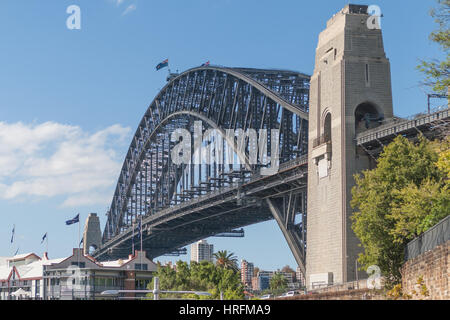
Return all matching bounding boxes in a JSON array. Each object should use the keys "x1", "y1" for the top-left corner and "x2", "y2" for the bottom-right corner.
[{"x1": 153, "y1": 277, "x2": 160, "y2": 300}]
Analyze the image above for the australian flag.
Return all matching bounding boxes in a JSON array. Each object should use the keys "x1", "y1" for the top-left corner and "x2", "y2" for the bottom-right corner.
[
  {"x1": 156, "y1": 59, "x2": 169, "y2": 71},
  {"x1": 41, "y1": 232, "x2": 47, "y2": 244},
  {"x1": 201, "y1": 60, "x2": 210, "y2": 67},
  {"x1": 10, "y1": 225, "x2": 15, "y2": 244},
  {"x1": 66, "y1": 214, "x2": 80, "y2": 225}
]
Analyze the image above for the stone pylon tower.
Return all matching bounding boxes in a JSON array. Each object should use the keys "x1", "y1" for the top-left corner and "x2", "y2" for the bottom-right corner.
[
  {"x1": 306, "y1": 4, "x2": 393, "y2": 288},
  {"x1": 83, "y1": 213, "x2": 102, "y2": 255}
]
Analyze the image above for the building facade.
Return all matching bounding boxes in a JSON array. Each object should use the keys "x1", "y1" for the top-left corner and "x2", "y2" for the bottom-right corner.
[
  {"x1": 251, "y1": 271, "x2": 296, "y2": 292},
  {"x1": 0, "y1": 253, "x2": 48, "y2": 300},
  {"x1": 296, "y1": 266, "x2": 306, "y2": 288},
  {"x1": 240, "y1": 260, "x2": 254, "y2": 287},
  {"x1": 190, "y1": 240, "x2": 214, "y2": 263},
  {"x1": 0, "y1": 249, "x2": 157, "y2": 300}
]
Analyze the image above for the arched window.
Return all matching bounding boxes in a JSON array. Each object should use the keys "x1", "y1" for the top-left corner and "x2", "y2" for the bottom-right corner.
[
  {"x1": 324, "y1": 113, "x2": 331, "y2": 143},
  {"x1": 355, "y1": 102, "x2": 383, "y2": 132}
]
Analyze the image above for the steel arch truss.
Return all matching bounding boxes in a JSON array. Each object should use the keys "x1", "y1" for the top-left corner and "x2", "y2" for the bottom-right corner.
[{"x1": 101, "y1": 66, "x2": 310, "y2": 267}]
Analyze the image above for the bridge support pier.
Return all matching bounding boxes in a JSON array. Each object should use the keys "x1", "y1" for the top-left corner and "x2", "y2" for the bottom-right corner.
[
  {"x1": 266, "y1": 192, "x2": 306, "y2": 277},
  {"x1": 83, "y1": 213, "x2": 102, "y2": 255},
  {"x1": 306, "y1": 4, "x2": 394, "y2": 288}
]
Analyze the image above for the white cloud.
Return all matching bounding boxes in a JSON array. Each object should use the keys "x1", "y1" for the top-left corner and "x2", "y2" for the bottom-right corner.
[
  {"x1": 122, "y1": 4, "x2": 137, "y2": 16},
  {"x1": 0, "y1": 121, "x2": 131, "y2": 208}
]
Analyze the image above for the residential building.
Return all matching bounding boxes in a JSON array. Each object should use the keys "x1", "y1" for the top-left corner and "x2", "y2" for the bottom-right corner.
[
  {"x1": 240, "y1": 260, "x2": 254, "y2": 287},
  {"x1": 252, "y1": 270, "x2": 297, "y2": 292},
  {"x1": 296, "y1": 266, "x2": 306, "y2": 288},
  {"x1": 0, "y1": 249, "x2": 157, "y2": 300},
  {"x1": 190, "y1": 240, "x2": 214, "y2": 263},
  {"x1": 0, "y1": 252, "x2": 63, "y2": 300}
]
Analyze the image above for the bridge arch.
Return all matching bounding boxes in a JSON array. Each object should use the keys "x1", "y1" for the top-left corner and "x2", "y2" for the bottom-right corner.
[{"x1": 99, "y1": 67, "x2": 310, "y2": 269}]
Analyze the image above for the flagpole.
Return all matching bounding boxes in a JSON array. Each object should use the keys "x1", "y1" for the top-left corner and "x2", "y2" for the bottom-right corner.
[
  {"x1": 77, "y1": 214, "x2": 80, "y2": 267},
  {"x1": 140, "y1": 215, "x2": 143, "y2": 266},
  {"x1": 132, "y1": 219, "x2": 135, "y2": 256},
  {"x1": 46, "y1": 233, "x2": 48, "y2": 255}
]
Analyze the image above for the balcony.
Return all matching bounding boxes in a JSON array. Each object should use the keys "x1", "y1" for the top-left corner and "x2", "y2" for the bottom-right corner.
[
  {"x1": 311, "y1": 134, "x2": 331, "y2": 163},
  {"x1": 312, "y1": 134, "x2": 331, "y2": 148}
]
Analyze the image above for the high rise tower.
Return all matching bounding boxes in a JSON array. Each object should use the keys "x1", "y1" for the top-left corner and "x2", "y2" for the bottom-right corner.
[{"x1": 306, "y1": 4, "x2": 393, "y2": 288}]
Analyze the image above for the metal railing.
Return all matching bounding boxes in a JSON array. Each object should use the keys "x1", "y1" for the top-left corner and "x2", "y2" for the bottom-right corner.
[
  {"x1": 312, "y1": 134, "x2": 331, "y2": 148},
  {"x1": 405, "y1": 215, "x2": 450, "y2": 261},
  {"x1": 356, "y1": 107, "x2": 450, "y2": 145}
]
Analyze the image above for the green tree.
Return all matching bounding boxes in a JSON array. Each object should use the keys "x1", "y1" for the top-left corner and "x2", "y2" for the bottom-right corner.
[
  {"x1": 213, "y1": 250, "x2": 238, "y2": 271},
  {"x1": 269, "y1": 272, "x2": 287, "y2": 293},
  {"x1": 417, "y1": 0, "x2": 450, "y2": 93},
  {"x1": 147, "y1": 258, "x2": 244, "y2": 300},
  {"x1": 281, "y1": 265, "x2": 296, "y2": 281},
  {"x1": 351, "y1": 135, "x2": 449, "y2": 287}
]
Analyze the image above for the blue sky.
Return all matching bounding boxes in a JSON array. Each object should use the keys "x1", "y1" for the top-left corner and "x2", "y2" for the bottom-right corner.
[{"x1": 0, "y1": 0, "x2": 445, "y2": 271}]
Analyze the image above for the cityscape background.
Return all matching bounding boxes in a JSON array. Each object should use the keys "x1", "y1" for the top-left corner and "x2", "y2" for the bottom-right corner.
[{"x1": 0, "y1": 0, "x2": 445, "y2": 271}]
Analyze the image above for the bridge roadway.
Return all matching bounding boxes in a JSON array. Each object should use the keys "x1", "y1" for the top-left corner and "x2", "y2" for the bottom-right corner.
[
  {"x1": 356, "y1": 107, "x2": 450, "y2": 157},
  {"x1": 93, "y1": 156, "x2": 308, "y2": 261}
]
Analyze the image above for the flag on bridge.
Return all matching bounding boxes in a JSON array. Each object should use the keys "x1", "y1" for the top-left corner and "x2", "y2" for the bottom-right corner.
[
  {"x1": 201, "y1": 61, "x2": 210, "y2": 67},
  {"x1": 156, "y1": 59, "x2": 169, "y2": 71},
  {"x1": 66, "y1": 214, "x2": 80, "y2": 225},
  {"x1": 10, "y1": 225, "x2": 15, "y2": 244},
  {"x1": 41, "y1": 233, "x2": 47, "y2": 244}
]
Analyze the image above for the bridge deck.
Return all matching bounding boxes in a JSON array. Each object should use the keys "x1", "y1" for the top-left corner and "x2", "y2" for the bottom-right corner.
[
  {"x1": 94, "y1": 156, "x2": 308, "y2": 260},
  {"x1": 356, "y1": 107, "x2": 449, "y2": 146}
]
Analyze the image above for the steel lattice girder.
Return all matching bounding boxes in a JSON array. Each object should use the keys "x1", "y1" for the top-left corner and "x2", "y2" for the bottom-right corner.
[{"x1": 98, "y1": 66, "x2": 310, "y2": 263}]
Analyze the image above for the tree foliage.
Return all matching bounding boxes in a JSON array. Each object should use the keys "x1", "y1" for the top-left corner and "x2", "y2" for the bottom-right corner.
[
  {"x1": 417, "y1": 0, "x2": 450, "y2": 93},
  {"x1": 213, "y1": 250, "x2": 238, "y2": 271},
  {"x1": 269, "y1": 272, "x2": 287, "y2": 292},
  {"x1": 148, "y1": 259, "x2": 244, "y2": 300},
  {"x1": 351, "y1": 136, "x2": 449, "y2": 287}
]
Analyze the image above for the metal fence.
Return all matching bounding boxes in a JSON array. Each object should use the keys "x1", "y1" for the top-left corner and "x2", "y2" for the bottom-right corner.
[{"x1": 405, "y1": 215, "x2": 450, "y2": 261}]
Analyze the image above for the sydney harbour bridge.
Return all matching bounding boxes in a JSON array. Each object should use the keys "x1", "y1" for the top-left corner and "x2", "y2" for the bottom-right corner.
[
  {"x1": 92, "y1": 66, "x2": 311, "y2": 273},
  {"x1": 91, "y1": 63, "x2": 449, "y2": 274},
  {"x1": 90, "y1": 5, "x2": 450, "y2": 282}
]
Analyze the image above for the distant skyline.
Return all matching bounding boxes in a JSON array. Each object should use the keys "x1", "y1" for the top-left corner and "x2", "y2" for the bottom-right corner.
[{"x1": 0, "y1": 0, "x2": 445, "y2": 271}]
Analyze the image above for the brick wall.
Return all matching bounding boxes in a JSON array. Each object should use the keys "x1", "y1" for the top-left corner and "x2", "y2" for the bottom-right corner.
[
  {"x1": 401, "y1": 241, "x2": 449, "y2": 300},
  {"x1": 124, "y1": 271, "x2": 136, "y2": 299}
]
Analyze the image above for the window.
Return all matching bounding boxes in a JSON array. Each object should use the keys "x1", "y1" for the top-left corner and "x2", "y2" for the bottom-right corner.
[
  {"x1": 71, "y1": 262, "x2": 86, "y2": 268},
  {"x1": 365, "y1": 64, "x2": 370, "y2": 86},
  {"x1": 35, "y1": 280, "x2": 40, "y2": 295},
  {"x1": 135, "y1": 263, "x2": 148, "y2": 271},
  {"x1": 323, "y1": 113, "x2": 331, "y2": 143}
]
